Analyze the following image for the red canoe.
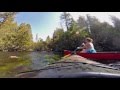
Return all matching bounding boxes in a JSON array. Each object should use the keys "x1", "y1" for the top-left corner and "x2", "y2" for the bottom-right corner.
[{"x1": 64, "y1": 50, "x2": 120, "y2": 61}]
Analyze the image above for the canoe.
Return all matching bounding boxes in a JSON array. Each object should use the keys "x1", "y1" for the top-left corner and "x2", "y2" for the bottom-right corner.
[{"x1": 64, "y1": 50, "x2": 120, "y2": 61}]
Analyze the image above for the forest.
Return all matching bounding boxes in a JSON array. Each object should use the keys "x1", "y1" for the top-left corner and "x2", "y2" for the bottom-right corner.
[{"x1": 0, "y1": 12, "x2": 120, "y2": 52}]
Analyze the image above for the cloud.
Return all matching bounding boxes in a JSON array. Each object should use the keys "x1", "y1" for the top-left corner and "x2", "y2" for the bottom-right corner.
[{"x1": 68, "y1": 12, "x2": 120, "y2": 25}]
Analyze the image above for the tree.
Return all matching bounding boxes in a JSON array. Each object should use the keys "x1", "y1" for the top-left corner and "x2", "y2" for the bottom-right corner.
[
  {"x1": 60, "y1": 12, "x2": 73, "y2": 31},
  {"x1": 109, "y1": 16, "x2": 120, "y2": 51},
  {"x1": 16, "y1": 23, "x2": 33, "y2": 50},
  {"x1": 50, "y1": 15, "x2": 89, "y2": 52},
  {"x1": 46, "y1": 36, "x2": 51, "y2": 44},
  {"x1": 53, "y1": 28, "x2": 64, "y2": 41},
  {"x1": 45, "y1": 36, "x2": 52, "y2": 51},
  {"x1": 0, "y1": 14, "x2": 18, "y2": 51},
  {"x1": 51, "y1": 28, "x2": 64, "y2": 51},
  {"x1": 110, "y1": 15, "x2": 120, "y2": 32},
  {"x1": 34, "y1": 37, "x2": 47, "y2": 51},
  {"x1": 77, "y1": 16, "x2": 87, "y2": 29},
  {"x1": 0, "y1": 12, "x2": 17, "y2": 27},
  {"x1": 0, "y1": 12, "x2": 34, "y2": 51}
]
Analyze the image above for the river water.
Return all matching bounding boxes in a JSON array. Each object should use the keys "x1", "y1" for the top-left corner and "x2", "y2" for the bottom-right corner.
[
  {"x1": 0, "y1": 51, "x2": 62, "y2": 78},
  {"x1": 0, "y1": 51, "x2": 120, "y2": 78}
]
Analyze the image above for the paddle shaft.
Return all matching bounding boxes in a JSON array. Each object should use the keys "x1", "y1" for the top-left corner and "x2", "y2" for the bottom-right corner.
[{"x1": 63, "y1": 46, "x2": 83, "y2": 58}]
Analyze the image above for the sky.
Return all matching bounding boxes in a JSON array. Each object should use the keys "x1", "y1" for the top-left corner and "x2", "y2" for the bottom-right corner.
[{"x1": 15, "y1": 12, "x2": 120, "y2": 42}]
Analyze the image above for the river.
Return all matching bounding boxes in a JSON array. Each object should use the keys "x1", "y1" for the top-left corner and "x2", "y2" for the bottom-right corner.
[{"x1": 0, "y1": 51, "x2": 62, "y2": 78}]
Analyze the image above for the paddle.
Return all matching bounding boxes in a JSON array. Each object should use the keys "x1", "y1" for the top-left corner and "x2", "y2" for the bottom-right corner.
[
  {"x1": 63, "y1": 48, "x2": 77, "y2": 58},
  {"x1": 63, "y1": 43, "x2": 85, "y2": 58},
  {"x1": 62, "y1": 47, "x2": 83, "y2": 58}
]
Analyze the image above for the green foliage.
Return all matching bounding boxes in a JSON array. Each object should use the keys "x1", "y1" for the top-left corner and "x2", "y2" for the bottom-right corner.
[
  {"x1": 47, "y1": 13, "x2": 89, "y2": 52},
  {"x1": 0, "y1": 12, "x2": 33, "y2": 51},
  {"x1": 44, "y1": 13, "x2": 120, "y2": 52},
  {"x1": 33, "y1": 38, "x2": 47, "y2": 51},
  {"x1": 2, "y1": 12, "x2": 119, "y2": 52},
  {"x1": 16, "y1": 23, "x2": 33, "y2": 50},
  {"x1": 60, "y1": 12, "x2": 74, "y2": 31}
]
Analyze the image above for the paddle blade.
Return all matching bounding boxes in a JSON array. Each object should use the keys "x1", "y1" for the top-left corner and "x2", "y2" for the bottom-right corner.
[{"x1": 62, "y1": 54, "x2": 71, "y2": 58}]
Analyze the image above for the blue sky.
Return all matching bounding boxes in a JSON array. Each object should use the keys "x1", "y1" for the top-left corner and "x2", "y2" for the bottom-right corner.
[
  {"x1": 15, "y1": 12, "x2": 62, "y2": 41},
  {"x1": 15, "y1": 12, "x2": 120, "y2": 42}
]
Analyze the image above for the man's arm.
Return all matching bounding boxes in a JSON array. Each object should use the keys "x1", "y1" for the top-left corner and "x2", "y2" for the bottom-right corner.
[{"x1": 77, "y1": 43, "x2": 86, "y2": 50}]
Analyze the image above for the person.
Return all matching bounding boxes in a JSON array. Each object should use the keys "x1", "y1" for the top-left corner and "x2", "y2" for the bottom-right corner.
[{"x1": 80, "y1": 37, "x2": 96, "y2": 53}]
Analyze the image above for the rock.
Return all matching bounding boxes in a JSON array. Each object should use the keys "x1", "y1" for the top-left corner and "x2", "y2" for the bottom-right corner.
[
  {"x1": 15, "y1": 55, "x2": 120, "y2": 78},
  {"x1": 10, "y1": 56, "x2": 19, "y2": 59}
]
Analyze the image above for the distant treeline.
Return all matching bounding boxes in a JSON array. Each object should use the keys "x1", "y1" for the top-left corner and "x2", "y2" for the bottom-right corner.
[{"x1": 0, "y1": 12, "x2": 120, "y2": 52}]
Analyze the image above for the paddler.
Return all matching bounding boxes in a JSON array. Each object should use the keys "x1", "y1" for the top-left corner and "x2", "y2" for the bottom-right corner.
[{"x1": 77, "y1": 37, "x2": 96, "y2": 53}]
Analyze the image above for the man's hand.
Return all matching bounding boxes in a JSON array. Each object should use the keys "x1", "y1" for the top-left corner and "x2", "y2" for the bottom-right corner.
[
  {"x1": 77, "y1": 47, "x2": 80, "y2": 49},
  {"x1": 77, "y1": 47, "x2": 83, "y2": 50},
  {"x1": 81, "y1": 43, "x2": 85, "y2": 46}
]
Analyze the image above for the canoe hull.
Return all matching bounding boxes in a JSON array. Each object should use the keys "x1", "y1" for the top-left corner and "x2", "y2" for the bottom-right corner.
[{"x1": 64, "y1": 50, "x2": 120, "y2": 61}]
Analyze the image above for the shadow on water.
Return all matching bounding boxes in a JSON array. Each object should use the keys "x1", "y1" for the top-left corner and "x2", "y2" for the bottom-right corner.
[{"x1": 0, "y1": 51, "x2": 61, "y2": 78}]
